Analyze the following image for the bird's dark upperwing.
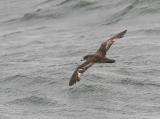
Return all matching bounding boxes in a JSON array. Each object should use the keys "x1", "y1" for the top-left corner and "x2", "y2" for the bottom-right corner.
[
  {"x1": 69, "y1": 61, "x2": 94, "y2": 86},
  {"x1": 96, "y1": 30, "x2": 127, "y2": 57}
]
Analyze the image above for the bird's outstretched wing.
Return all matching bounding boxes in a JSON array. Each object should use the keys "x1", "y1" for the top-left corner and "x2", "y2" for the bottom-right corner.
[
  {"x1": 69, "y1": 61, "x2": 94, "y2": 86},
  {"x1": 96, "y1": 30, "x2": 127, "y2": 57}
]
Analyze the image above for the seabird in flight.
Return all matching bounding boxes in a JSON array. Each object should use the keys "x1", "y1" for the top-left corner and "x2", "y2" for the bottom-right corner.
[{"x1": 69, "y1": 30, "x2": 127, "y2": 86}]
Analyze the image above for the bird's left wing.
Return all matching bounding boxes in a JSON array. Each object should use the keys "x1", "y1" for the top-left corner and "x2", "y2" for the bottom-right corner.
[
  {"x1": 69, "y1": 61, "x2": 94, "y2": 86},
  {"x1": 96, "y1": 30, "x2": 127, "y2": 57}
]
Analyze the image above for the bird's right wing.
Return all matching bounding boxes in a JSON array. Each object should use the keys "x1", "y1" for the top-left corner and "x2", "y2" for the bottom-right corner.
[{"x1": 69, "y1": 61, "x2": 94, "y2": 86}]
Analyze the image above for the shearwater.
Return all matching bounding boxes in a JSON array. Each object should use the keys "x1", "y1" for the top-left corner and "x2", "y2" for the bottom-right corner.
[{"x1": 69, "y1": 30, "x2": 127, "y2": 86}]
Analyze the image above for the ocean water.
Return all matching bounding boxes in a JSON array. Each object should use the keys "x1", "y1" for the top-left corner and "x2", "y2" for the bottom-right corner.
[{"x1": 0, "y1": 0, "x2": 160, "y2": 119}]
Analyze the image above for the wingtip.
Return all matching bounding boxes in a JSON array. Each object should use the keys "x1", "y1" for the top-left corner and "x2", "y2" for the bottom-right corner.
[
  {"x1": 69, "y1": 72, "x2": 78, "y2": 86},
  {"x1": 123, "y1": 29, "x2": 127, "y2": 33},
  {"x1": 121, "y1": 29, "x2": 127, "y2": 35},
  {"x1": 115, "y1": 29, "x2": 127, "y2": 39},
  {"x1": 69, "y1": 78, "x2": 76, "y2": 86},
  {"x1": 69, "y1": 68, "x2": 82, "y2": 86}
]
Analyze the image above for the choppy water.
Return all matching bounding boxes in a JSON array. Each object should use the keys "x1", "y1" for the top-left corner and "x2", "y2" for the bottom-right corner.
[{"x1": 0, "y1": 0, "x2": 160, "y2": 119}]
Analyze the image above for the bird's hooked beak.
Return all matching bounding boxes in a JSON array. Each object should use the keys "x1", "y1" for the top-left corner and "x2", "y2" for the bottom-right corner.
[{"x1": 80, "y1": 59, "x2": 84, "y2": 61}]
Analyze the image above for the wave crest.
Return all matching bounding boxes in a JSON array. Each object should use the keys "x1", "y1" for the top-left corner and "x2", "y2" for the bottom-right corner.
[{"x1": 73, "y1": 0, "x2": 96, "y2": 8}]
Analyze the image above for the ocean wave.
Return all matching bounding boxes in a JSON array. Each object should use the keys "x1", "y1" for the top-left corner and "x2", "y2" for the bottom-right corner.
[
  {"x1": 118, "y1": 79, "x2": 160, "y2": 88},
  {"x1": 7, "y1": 96, "x2": 57, "y2": 106},
  {"x1": 21, "y1": 10, "x2": 60, "y2": 21},
  {"x1": 104, "y1": 0, "x2": 139, "y2": 25},
  {"x1": 0, "y1": 26, "x2": 48, "y2": 38},
  {"x1": 137, "y1": 0, "x2": 160, "y2": 14},
  {"x1": 2, "y1": 74, "x2": 31, "y2": 82},
  {"x1": 1, "y1": 74, "x2": 36, "y2": 87},
  {"x1": 26, "y1": 76, "x2": 49, "y2": 86},
  {"x1": 130, "y1": 28, "x2": 160, "y2": 35},
  {"x1": 69, "y1": 84, "x2": 104, "y2": 93},
  {"x1": 57, "y1": 0, "x2": 73, "y2": 6},
  {"x1": 58, "y1": 0, "x2": 96, "y2": 7},
  {"x1": 2, "y1": 9, "x2": 61, "y2": 23},
  {"x1": 0, "y1": 115, "x2": 10, "y2": 119},
  {"x1": 48, "y1": 62, "x2": 78, "y2": 68},
  {"x1": 73, "y1": 0, "x2": 96, "y2": 8},
  {"x1": 37, "y1": 0, "x2": 54, "y2": 6},
  {"x1": 0, "y1": 30, "x2": 22, "y2": 37}
]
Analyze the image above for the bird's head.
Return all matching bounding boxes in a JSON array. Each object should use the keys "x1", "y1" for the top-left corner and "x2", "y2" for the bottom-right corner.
[{"x1": 80, "y1": 55, "x2": 89, "y2": 61}]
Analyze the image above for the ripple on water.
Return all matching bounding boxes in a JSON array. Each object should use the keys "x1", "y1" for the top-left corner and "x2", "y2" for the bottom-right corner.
[{"x1": 7, "y1": 96, "x2": 58, "y2": 107}]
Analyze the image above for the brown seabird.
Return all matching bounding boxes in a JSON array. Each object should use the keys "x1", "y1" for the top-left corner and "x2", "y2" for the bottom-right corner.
[{"x1": 69, "y1": 30, "x2": 127, "y2": 86}]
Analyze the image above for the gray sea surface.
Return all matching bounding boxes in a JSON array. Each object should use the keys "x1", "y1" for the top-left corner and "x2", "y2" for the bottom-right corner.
[{"x1": 0, "y1": 0, "x2": 160, "y2": 119}]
